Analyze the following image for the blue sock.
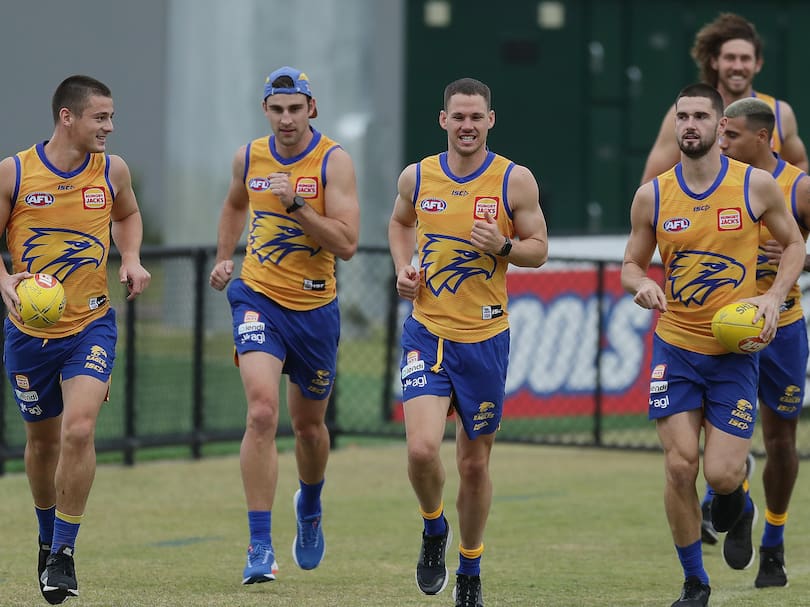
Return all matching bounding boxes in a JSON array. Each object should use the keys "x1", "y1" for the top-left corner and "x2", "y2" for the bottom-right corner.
[
  {"x1": 761, "y1": 521, "x2": 785, "y2": 548},
  {"x1": 424, "y1": 513, "x2": 447, "y2": 537},
  {"x1": 35, "y1": 505, "x2": 56, "y2": 545},
  {"x1": 51, "y1": 514, "x2": 80, "y2": 553},
  {"x1": 675, "y1": 540, "x2": 708, "y2": 585},
  {"x1": 248, "y1": 510, "x2": 271, "y2": 546},
  {"x1": 297, "y1": 479, "x2": 324, "y2": 518},
  {"x1": 457, "y1": 552, "x2": 481, "y2": 576},
  {"x1": 701, "y1": 483, "x2": 715, "y2": 507}
]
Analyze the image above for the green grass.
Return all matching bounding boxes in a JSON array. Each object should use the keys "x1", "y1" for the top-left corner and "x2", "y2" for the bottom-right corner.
[{"x1": 2, "y1": 443, "x2": 810, "y2": 606}]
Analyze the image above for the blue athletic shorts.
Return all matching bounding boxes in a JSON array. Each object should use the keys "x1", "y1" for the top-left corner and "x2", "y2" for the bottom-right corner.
[
  {"x1": 399, "y1": 315, "x2": 509, "y2": 439},
  {"x1": 758, "y1": 317, "x2": 808, "y2": 419},
  {"x1": 648, "y1": 334, "x2": 758, "y2": 438},
  {"x1": 4, "y1": 308, "x2": 117, "y2": 422},
  {"x1": 226, "y1": 278, "x2": 339, "y2": 401}
]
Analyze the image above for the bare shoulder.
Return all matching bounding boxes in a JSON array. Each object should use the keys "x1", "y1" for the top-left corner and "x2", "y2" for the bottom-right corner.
[
  {"x1": 506, "y1": 163, "x2": 540, "y2": 208},
  {"x1": 396, "y1": 162, "x2": 418, "y2": 195}
]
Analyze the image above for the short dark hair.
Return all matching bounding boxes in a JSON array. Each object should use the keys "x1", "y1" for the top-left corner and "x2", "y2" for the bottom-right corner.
[
  {"x1": 443, "y1": 78, "x2": 491, "y2": 110},
  {"x1": 676, "y1": 83, "x2": 724, "y2": 118},
  {"x1": 724, "y1": 98, "x2": 775, "y2": 137},
  {"x1": 51, "y1": 75, "x2": 112, "y2": 124},
  {"x1": 691, "y1": 13, "x2": 763, "y2": 87}
]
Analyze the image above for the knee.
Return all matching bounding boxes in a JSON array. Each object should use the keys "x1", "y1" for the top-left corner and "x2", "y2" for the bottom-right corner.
[
  {"x1": 408, "y1": 439, "x2": 441, "y2": 469},
  {"x1": 245, "y1": 399, "x2": 279, "y2": 435},
  {"x1": 764, "y1": 432, "x2": 797, "y2": 462},
  {"x1": 457, "y1": 452, "x2": 489, "y2": 485},
  {"x1": 665, "y1": 453, "x2": 699, "y2": 491},
  {"x1": 61, "y1": 417, "x2": 96, "y2": 449}
]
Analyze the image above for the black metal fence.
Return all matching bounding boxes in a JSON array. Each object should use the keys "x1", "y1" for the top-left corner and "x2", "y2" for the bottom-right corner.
[{"x1": 2, "y1": 245, "x2": 810, "y2": 473}]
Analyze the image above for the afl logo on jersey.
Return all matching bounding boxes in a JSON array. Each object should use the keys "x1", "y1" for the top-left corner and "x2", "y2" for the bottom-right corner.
[
  {"x1": 25, "y1": 192, "x2": 54, "y2": 207},
  {"x1": 663, "y1": 217, "x2": 690, "y2": 232},
  {"x1": 420, "y1": 199, "x2": 447, "y2": 213},
  {"x1": 249, "y1": 178, "x2": 271, "y2": 191}
]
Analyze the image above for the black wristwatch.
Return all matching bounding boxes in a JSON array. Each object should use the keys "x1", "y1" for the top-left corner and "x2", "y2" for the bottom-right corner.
[
  {"x1": 497, "y1": 236, "x2": 512, "y2": 257},
  {"x1": 286, "y1": 195, "x2": 306, "y2": 214}
]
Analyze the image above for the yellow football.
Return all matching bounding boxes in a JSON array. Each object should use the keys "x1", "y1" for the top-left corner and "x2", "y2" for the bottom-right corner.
[
  {"x1": 711, "y1": 302, "x2": 769, "y2": 354},
  {"x1": 16, "y1": 273, "x2": 66, "y2": 329}
]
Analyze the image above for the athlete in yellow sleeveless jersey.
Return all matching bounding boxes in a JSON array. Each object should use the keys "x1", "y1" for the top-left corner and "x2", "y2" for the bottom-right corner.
[
  {"x1": 209, "y1": 66, "x2": 359, "y2": 582},
  {"x1": 623, "y1": 84, "x2": 804, "y2": 607},
  {"x1": 717, "y1": 97, "x2": 810, "y2": 586},
  {"x1": 410, "y1": 151, "x2": 513, "y2": 343},
  {"x1": 389, "y1": 77, "x2": 548, "y2": 604},
  {"x1": 7, "y1": 143, "x2": 113, "y2": 337},
  {"x1": 0, "y1": 75, "x2": 150, "y2": 604},
  {"x1": 653, "y1": 155, "x2": 760, "y2": 355},
  {"x1": 239, "y1": 129, "x2": 342, "y2": 310}
]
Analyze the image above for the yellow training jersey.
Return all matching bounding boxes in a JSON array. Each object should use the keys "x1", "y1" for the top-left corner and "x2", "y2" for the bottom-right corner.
[
  {"x1": 412, "y1": 151, "x2": 514, "y2": 343},
  {"x1": 753, "y1": 91, "x2": 784, "y2": 155},
  {"x1": 7, "y1": 142, "x2": 113, "y2": 338},
  {"x1": 757, "y1": 157, "x2": 807, "y2": 326},
  {"x1": 239, "y1": 129, "x2": 341, "y2": 310},
  {"x1": 654, "y1": 155, "x2": 760, "y2": 354}
]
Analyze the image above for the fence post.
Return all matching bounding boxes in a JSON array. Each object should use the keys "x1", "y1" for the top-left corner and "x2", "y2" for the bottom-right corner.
[
  {"x1": 191, "y1": 248, "x2": 206, "y2": 459},
  {"x1": 123, "y1": 293, "x2": 137, "y2": 465},
  {"x1": 593, "y1": 261, "x2": 605, "y2": 446}
]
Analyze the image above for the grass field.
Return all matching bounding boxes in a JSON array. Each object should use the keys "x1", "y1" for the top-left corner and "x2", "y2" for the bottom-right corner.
[{"x1": 2, "y1": 442, "x2": 810, "y2": 606}]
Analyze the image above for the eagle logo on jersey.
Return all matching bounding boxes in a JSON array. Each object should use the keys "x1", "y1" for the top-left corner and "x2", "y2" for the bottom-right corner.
[
  {"x1": 756, "y1": 250, "x2": 777, "y2": 282},
  {"x1": 248, "y1": 210, "x2": 321, "y2": 265},
  {"x1": 421, "y1": 234, "x2": 497, "y2": 296},
  {"x1": 667, "y1": 250, "x2": 746, "y2": 306},
  {"x1": 21, "y1": 228, "x2": 105, "y2": 281}
]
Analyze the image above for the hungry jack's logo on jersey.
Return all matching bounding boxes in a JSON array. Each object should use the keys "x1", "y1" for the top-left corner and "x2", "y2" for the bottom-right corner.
[
  {"x1": 421, "y1": 234, "x2": 497, "y2": 296},
  {"x1": 667, "y1": 250, "x2": 745, "y2": 306},
  {"x1": 82, "y1": 187, "x2": 107, "y2": 209},
  {"x1": 249, "y1": 210, "x2": 321, "y2": 264},
  {"x1": 295, "y1": 177, "x2": 319, "y2": 198},
  {"x1": 21, "y1": 227, "x2": 105, "y2": 281},
  {"x1": 473, "y1": 197, "x2": 499, "y2": 220},
  {"x1": 717, "y1": 207, "x2": 742, "y2": 231}
]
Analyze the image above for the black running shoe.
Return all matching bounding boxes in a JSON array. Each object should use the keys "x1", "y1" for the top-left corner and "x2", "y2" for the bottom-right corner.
[
  {"x1": 453, "y1": 573, "x2": 484, "y2": 607},
  {"x1": 40, "y1": 545, "x2": 78, "y2": 605},
  {"x1": 671, "y1": 576, "x2": 710, "y2": 607},
  {"x1": 723, "y1": 504, "x2": 757, "y2": 570},
  {"x1": 415, "y1": 519, "x2": 451, "y2": 595},
  {"x1": 38, "y1": 537, "x2": 51, "y2": 600},
  {"x1": 755, "y1": 544, "x2": 788, "y2": 588},
  {"x1": 700, "y1": 501, "x2": 718, "y2": 546}
]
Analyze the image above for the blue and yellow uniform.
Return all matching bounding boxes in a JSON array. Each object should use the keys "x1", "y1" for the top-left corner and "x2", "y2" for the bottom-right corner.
[
  {"x1": 227, "y1": 128, "x2": 342, "y2": 400},
  {"x1": 648, "y1": 155, "x2": 761, "y2": 437},
  {"x1": 753, "y1": 92, "x2": 785, "y2": 156},
  {"x1": 4, "y1": 141, "x2": 117, "y2": 420},
  {"x1": 756, "y1": 157, "x2": 809, "y2": 419},
  {"x1": 400, "y1": 151, "x2": 515, "y2": 438}
]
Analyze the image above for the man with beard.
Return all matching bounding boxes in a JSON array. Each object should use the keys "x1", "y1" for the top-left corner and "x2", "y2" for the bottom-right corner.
[
  {"x1": 388, "y1": 77, "x2": 548, "y2": 607},
  {"x1": 641, "y1": 12, "x2": 808, "y2": 184},
  {"x1": 621, "y1": 83, "x2": 804, "y2": 607}
]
